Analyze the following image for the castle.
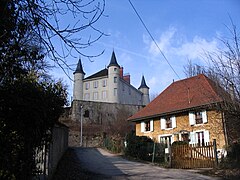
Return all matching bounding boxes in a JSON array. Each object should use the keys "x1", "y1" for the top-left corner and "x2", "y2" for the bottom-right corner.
[{"x1": 73, "y1": 51, "x2": 150, "y2": 106}]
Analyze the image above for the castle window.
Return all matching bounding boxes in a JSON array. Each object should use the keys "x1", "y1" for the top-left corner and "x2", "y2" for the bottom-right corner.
[
  {"x1": 102, "y1": 79, "x2": 107, "y2": 87},
  {"x1": 93, "y1": 81, "x2": 98, "y2": 88},
  {"x1": 114, "y1": 77, "x2": 117, "y2": 83},
  {"x1": 85, "y1": 82, "x2": 90, "y2": 90},
  {"x1": 114, "y1": 88, "x2": 117, "y2": 96},
  {"x1": 114, "y1": 68, "x2": 117, "y2": 71},
  {"x1": 93, "y1": 92, "x2": 98, "y2": 100},
  {"x1": 84, "y1": 93, "x2": 90, "y2": 100},
  {"x1": 102, "y1": 91, "x2": 107, "y2": 99}
]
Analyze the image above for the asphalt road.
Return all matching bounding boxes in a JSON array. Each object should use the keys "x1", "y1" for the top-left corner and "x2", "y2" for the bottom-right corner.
[{"x1": 73, "y1": 147, "x2": 221, "y2": 180}]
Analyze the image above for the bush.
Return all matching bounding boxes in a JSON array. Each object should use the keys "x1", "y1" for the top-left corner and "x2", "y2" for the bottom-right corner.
[{"x1": 124, "y1": 132, "x2": 165, "y2": 163}]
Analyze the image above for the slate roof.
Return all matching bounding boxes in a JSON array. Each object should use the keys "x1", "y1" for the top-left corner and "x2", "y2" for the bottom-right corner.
[
  {"x1": 74, "y1": 59, "x2": 85, "y2": 75},
  {"x1": 138, "y1": 75, "x2": 149, "y2": 89},
  {"x1": 107, "y1": 51, "x2": 120, "y2": 68},
  {"x1": 84, "y1": 68, "x2": 108, "y2": 80},
  {"x1": 128, "y1": 74, "x2": 224, "y2": 121}
]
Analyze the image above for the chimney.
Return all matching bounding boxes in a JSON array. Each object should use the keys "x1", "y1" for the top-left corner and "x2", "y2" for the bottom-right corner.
[
  {"x1": 120, "y1": 67, "x2": 123, "y2": 78},
  {"x1": 123, "y1": 74, "x2": 130, "y2": 84}
]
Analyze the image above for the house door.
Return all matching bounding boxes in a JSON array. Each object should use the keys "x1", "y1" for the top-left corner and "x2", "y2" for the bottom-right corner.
[{"x1": 160, "y1": 136, "x2": 172, "y2": 153}]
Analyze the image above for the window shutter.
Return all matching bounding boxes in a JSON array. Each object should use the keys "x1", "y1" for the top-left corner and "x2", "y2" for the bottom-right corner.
[
  {"x1": 189, "y1": 112, "x2": 195, "y2": 125},
  {"x1": 150, "y1": 120, "x2": 154, "y2": 132},
  {"x1": 161, "y1": 118, "x2": 166, "y2": 130},
  {"x1": 202, "y1": 110, "x2": 208, "y2": 123},
  {"x1": 141, "y1": 122, "x2": 145, "y2": 132},
  {"x1": 171, "y1": 116, "x2": 176, "y2": 128},
  {"x1": 190, "y1": 132, "x2": 196, "y2": 144},
  {"x1": 204, "y1": 130, "x2": 210, "y2": 143}
]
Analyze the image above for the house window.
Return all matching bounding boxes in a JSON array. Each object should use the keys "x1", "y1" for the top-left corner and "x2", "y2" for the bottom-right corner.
[
  {"x1": 190, "y1": 130, "x2": 210, "y2": 146},
  {"x1": 114, "y1": 68, "x2": 117, "y2": 71},
  {"x1": 93, "y1": 81, "x2": 98, "y2": 88},
  {"x1": 114, "y1": 77, "x2": 117, "y2": 83},
  {"x1": 93, "y1": 92, "x2": 98, "y2": 100},
  {"x1": 195, "y1": 111, "x2": 203, "y2": 124},
  {"x1": 166, "y1": 117, "x2": 172, "y2": 128},
  {"x1": 122, "y1": 84, "x2": 125, "y2": 91},
  {"x1": 84, "y1": 93, "x2": 90, "y2": 100},
  {"x1": 196, "y1": 131, "x2": 205, "y2": 146},
  {"x1": 102, "y1": 91, "x2": 107, "y2": 99},
  {"x1": 161, "y1": 116, "x2": 176, "y2": 130},
  {"x1": 189, "y1": 110, "x2": 207, "y2": 125},
  {"x1": 160, "y1": 136, "x2": 172, "y2": 149},
  {"x1": 85, "y1": 82, "x2": 90, "y2": 90},
  {"x1": 141, "y1": 120, "x2": 153, "y2": 132},
  {"x1": 102, "y1": 79, "x2": 107, "y2": 87}
]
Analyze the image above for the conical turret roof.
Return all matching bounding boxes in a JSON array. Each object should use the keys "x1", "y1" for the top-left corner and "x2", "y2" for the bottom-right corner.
[
  {"x1": 138, "y1": 75, "x2": 149, "y2": 89},
  {"x1": 107, "y1": 51, "x2": 120, "y2": 68},
  {"x1": 74, "y1": 58, "x2": 85, "y2": 75}
]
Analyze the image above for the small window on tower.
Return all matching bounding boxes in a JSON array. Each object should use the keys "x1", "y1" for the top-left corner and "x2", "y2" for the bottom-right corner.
[{"x1": 114, "y1": 77, "x2": 117, "y2": 83}]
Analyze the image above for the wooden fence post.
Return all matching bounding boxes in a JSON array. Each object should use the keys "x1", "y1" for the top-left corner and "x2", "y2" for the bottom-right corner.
[
  {"x1": 213, "y1": 139, "x2": 218, "y2": 167},
  {"x1": 152, "y1": 142, "x2": 156, "y2": 163},
  {"x1": 168, "y1": 141, "x2": 172, "y2": 168}
]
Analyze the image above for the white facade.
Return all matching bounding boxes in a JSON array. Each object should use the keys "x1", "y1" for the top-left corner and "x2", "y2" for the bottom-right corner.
[{"x1": 73, "y1": 52, "x2": 150, "y2": 106}]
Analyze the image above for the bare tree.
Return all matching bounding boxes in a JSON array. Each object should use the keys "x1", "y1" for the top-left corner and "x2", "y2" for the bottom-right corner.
[
  {"x1": 183, "y1": 59, "x2": 206, "y2": 78},
  {"x1": 183, "y1": 21, "x2": 240, "y2": 143},
  {"x1": 1, "y1": 0, "x2": 106, "y2": 76}
]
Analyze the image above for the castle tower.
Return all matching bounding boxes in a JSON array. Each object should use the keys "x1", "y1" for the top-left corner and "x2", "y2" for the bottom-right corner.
[
  {"x1": 108, "y1": 51, "x2": 120, "y2": 103},
  {"x1": 138, "y1": 75, "x2": 150, "y2": 105},
  {"x1": 73, "y1": 59, "x2": 85, "y2": 100}
]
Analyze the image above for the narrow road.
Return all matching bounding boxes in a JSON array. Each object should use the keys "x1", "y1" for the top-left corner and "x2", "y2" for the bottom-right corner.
[{"x1": 53, "y1": 147, "x2": 221, "y2": 180}]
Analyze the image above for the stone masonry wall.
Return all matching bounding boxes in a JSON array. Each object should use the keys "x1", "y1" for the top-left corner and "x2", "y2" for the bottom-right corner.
[
  {"x1": 60, "y1": 100, "x2": 143, "y2": 147},
  {"x1": 135, "y1": 109, "x2": 226, "y2": 149}
]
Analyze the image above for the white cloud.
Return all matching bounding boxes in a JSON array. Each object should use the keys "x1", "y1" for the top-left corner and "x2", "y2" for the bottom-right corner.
[
  {"x1": 144, "y1": 27, "x2": 220, "y2": 66},
  {"x1": 175, "y1": 36, "x2": 219, "y2": 60},
  {"x1": 148, "y1": 27, "x2": 177, "y2": 56}
]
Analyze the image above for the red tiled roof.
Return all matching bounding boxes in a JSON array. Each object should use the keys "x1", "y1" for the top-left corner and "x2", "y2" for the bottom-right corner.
[{"x1": 128, "y1": 74, "x2": 224, "y2": 121}]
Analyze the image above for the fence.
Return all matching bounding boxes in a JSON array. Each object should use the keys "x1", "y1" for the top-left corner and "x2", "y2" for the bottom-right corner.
[
  {"x1": 171, "y1": 140, "x2": 218, "y2": 169},
  {"x1": 35, "y1": 123, "x2": 69, "y2": 180}
]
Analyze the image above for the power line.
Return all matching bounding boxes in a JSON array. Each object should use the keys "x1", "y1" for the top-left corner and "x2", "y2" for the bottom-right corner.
[{"x1": 128, "y1": 0, "x2": 181, "y2": 80}]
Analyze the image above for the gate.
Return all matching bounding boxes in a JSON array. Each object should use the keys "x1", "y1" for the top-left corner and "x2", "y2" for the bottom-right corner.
[{"x1": 171, "y1": 140, "x2": 218, "y2": 169}]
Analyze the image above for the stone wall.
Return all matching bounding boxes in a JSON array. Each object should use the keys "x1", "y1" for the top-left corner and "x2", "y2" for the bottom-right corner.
[
  {"x1": 135, "y1": 109, "x2": 226, "y2": 149},
  {"x1": 60, "y1": 100, "x2": 143, "y2": 147}
]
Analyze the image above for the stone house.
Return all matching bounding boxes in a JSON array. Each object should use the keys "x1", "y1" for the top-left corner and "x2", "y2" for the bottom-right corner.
[{"x1": 128, "y1": 74, "x2": 229, "y2": 154}]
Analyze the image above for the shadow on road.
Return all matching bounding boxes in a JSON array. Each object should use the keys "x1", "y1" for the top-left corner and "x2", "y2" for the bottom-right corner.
[{"x1": 52, "y1": 147, "x2": 126, "y2": 180}]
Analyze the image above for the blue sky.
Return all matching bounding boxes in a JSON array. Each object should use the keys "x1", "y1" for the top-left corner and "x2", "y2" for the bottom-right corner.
[{"x1": 50, "y1": 0, "x2": 240, "y2": 101}]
